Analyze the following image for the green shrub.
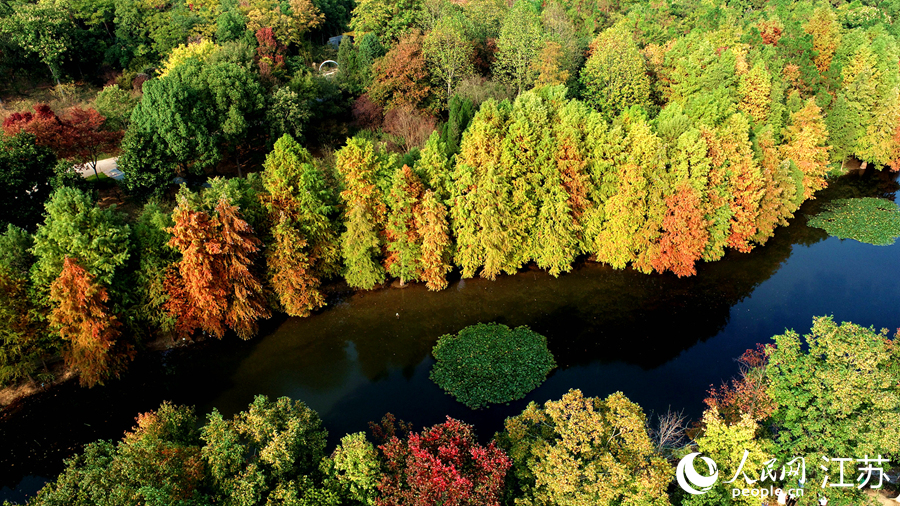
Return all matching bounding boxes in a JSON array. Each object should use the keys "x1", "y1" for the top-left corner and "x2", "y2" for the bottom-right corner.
[
  {"x1": 808, "y1": 197, "x2": 900, "y2": 245},
  {"x1": 430, "y1": 322, "x2": 556, "y2": 409}
]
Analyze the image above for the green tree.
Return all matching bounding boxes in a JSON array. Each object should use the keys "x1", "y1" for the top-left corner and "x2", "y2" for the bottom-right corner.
[
  {"x1": 28, "y1": 402, "x2": 207, "y2": 506},
  {"x1": 336, "y1": 137, "x2": 392, "y2": 289},
  {"x1": 261, "y1": 135, "x2": 340, "y2": 316},
  {"x1": 493, "y1": 0, "x2": 544, "y2": 95},
  {"x1": 423, "y1": 13, "x2": 474, "y2": 107},
  {"x1": 0, "y1": 0, "x2": 75, "y2": 84},
  {"x1": 439, "y1": 95, "x2": 475, "y2": 158},
  {"x1": 416, "y1": 131, "x2": 453, "y2": 202},
  {"x1": 0, "y1": 133, "x2": 57, "y2": 230},
  {"x1": 93, "y1": 85, "x2": 139, "y2": 130},
  {"x1": 451, "y1": 99, "x2": 515, "y2": 279},
  {"x1": 120, "y1": 58, "x2": 265, "y2": 190},
  {"x1": 766, "y1": 317, "x2": 900, "y2": 505},
  {"x1": 349, "y1": 0, "x2": 424, "y2": 45},
  {"x1": 201, "y1": 395, "x2": 335, "y2": 506},
  {"x1": 579, "y1": 24, "x2": 652, "y2": 119},
  {"x1": 130, "y1": 203, "x2": 178, "y2": 337},
  {"x1": 499, "y1": 389, "x2": 672, "y2": 506},
  {"x1": 30, "y1": 187, "x2": 131, "y2": 302},
  {"x1": 326, "y1": 432, "x2": 380, "y2": 506},
  {"x1": 681, "y1": 408, "x2": 771, "y2": 506}
]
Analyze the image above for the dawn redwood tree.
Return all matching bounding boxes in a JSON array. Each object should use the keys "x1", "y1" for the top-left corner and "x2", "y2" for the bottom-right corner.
[
  {"x1": 415, "y1": 131, "x2": 453, "y2": 202},
  {"x1": 737, "y1": 62, "x2": 771, "y2": 125},
  {"x1": 166, "y1": 202, "x2": 226, "y2": 340},
  {"x1": 261, "y1": 135, "x2": 340, "y2": 316},
  {"x1": 376, "y1": 417, "x2": 511, "y2": 506},
  {"x1": 803, "y1": 6, "x2": 841, "y2": 74},
  {"x1": 49, "y1": 257, "x2": 133, "y2": 387},
  {"x1": 336, "y1": 137, "x2": 391, "y2": 289},
  {"x1": 385, "y1": 165, "x2": 425, "y2": 285},
  {"x1": 417, "y1": 190, "x2": 452, "y2": 291},
  {"x1": 166, "y1": 193, "x2": 270, "y2": 340},
  {"x1": 780, "y1": 98, "x2": 830, "y2": 201},
  {"x1": 652, "y1": 182, "x2": 708, "y2": 277}
]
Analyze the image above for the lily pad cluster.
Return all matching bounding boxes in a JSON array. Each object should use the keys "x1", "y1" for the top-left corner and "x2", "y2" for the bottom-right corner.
[
  {"x1": 430, "y1": 322, "x2": 556, "y2": 410},
  {"x1": 808, "y1": 197, "x2": 900, "y2": 246}
]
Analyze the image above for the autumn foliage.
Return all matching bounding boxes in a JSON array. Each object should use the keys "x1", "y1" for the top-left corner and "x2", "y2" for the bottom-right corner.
[
  {"x1": 3, "y1": 104, "x2": 122, "y2": 172},
  {"x1": 49, "y1": 257, "x2": 133, "y2": 387},
  {"x1": 165, "y1": 196, "x2": 270, "y2": 340},
  {"x1": 703, "y1": 344, "x2": 777, "y2": 425},
  {"x1": 376, "y1": 416, "x2": 511, "y2": 506}
]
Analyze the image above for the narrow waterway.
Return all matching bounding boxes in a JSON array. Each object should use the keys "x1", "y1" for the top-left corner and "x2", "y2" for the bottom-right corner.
[{"x1": 1, "y1": 169, "x2": 898, "y2": 503}]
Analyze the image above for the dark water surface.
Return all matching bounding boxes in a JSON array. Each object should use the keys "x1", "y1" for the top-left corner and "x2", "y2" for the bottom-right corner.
[{"x1": 2, "y1": 170, "x2": 899, "y2": 502}]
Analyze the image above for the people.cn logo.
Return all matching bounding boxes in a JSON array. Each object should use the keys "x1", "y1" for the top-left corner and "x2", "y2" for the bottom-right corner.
[{"x1": 676, "y1": 452, "x2": 719, "y2": 495}]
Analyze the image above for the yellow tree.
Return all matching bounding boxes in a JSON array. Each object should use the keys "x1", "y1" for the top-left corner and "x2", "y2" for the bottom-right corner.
[
  {"x1": 804, "y1": 6, "x2": 841, "y2": 74},
  {"x1": 499, "y1": 389, "x2": 672, "y2": 506},
  {"x1": 780, "y1": 98, "x2": 831, "y2": 201}
]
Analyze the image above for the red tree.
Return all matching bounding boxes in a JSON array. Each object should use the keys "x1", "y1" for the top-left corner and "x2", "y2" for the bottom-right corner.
[
  {"x1": 2, "y1": 104, "x2": 70, "y2": 155},
  {"x1": 255, "y1": 27, "x2": 286, "y2": 81},
  {"x1": 376, "y1": 417, "x2": 511, "y2": 506},
  {"x1": 652, "y1": 183, "x2": 709, "y2": 277},
  {"x1": 3, "y1": 105, "x2": 122, "y2": 176},
  {"x1": 704, "y1": 344, "x2": 776, "y2": 424},
  {"x1": 49, "y1": 257, "x2": 133, "y2": 387},
  {"x1": 67, "y1": 107, "x2": 123, "y2": 177}
]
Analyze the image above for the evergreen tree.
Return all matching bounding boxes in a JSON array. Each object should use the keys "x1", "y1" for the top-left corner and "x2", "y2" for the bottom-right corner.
[
  {"x1": 50, "y1": 257, "x2": 133, "y2": 387},
  {"x1": 440, "y1": 95, "x2": 475, "y2": 156}
]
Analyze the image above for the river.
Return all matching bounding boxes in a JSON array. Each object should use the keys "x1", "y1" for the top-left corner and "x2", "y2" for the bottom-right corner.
[{"x1": 1, "y1": 169, "x2": 899, "y2": 503}]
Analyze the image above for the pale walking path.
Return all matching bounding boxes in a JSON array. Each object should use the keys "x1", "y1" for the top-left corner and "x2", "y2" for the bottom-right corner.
[{"x1": 75, "y1": 157, "x2": 124, "y2": 181}]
